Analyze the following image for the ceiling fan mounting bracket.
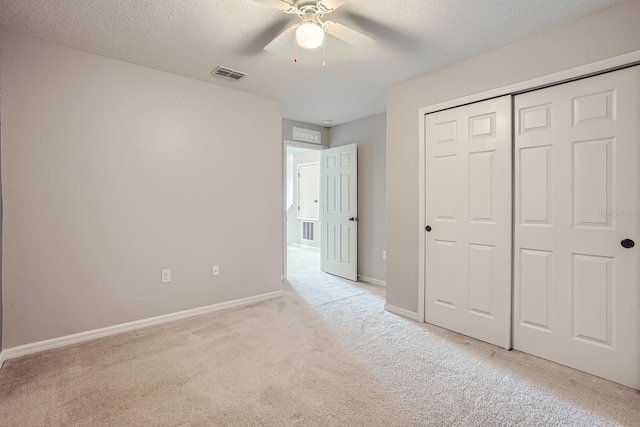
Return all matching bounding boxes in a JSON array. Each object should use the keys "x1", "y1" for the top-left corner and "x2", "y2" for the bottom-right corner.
[
  {"x1": 282, "y1": 1, "x2": 336, "y2": 18},
  {"x1": 260, "y1": 0, "x2": 375, "y2": 52},
  {"x1": 296, "y1": 5, "x2": 326, "y2": 23}
]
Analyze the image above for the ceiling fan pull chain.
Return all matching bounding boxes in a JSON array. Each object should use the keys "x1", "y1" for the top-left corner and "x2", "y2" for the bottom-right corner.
[
  {"x1": 294, "y1": 40, "x2": 298, "y2": 63},
  {"x1": 322, "y1": 38, "x2": 326, "y2": 67}
]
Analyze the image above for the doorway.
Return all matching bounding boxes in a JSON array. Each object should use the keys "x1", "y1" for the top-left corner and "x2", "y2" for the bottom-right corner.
[
  {"x1": 283, "y1": 141, "x2": 359, "y2": 281},
  {"x1": 285, "y1": 143, "x2": 323, "y2": 276}
]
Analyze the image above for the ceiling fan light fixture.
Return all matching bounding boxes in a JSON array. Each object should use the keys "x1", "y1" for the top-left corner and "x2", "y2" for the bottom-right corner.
[{"x1": 296, "y1": 21, "x2": 324, "y2": 49}]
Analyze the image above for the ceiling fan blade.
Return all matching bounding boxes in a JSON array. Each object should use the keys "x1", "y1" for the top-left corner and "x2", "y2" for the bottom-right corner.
[
  {"x1": 324, "y1": 22, "x2": 375, "y2": 48},
  {"x1": 264, "y1": 24, "x2": 299, "y2": 51},
  {"x1": 318, "y1": 0, "x2": 349, "y2": 12},
  {"x1": 253, "y1": 0, "x2": 297, "y2": 12}
]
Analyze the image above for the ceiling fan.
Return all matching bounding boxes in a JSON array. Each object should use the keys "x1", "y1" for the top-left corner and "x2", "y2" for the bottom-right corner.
[{"x1": 256, "y1": 0, "x2": 376, "y2": 52}]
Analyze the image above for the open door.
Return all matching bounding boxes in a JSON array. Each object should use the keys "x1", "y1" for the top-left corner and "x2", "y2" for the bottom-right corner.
[{"x1": 321, "y1": 144, "x2": 358, "y2": 281}]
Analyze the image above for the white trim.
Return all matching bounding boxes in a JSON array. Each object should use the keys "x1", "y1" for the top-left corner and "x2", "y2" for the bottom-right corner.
[
  {"x1": 417, "y1": 50, "x2": 640, "y2": 327},
  {"x1": 417, "y1": 111, "x2": 426, "y2": 323},
  {"x1": 2, "y1": 291, "x2": 283, "y2": 361},
  {"x1": 358, "y1": 275, "x2": 386, "y2": 287},
  {"x1": 0, "y1": 350, "x2": 5, "y2": 370},
  {"x1": 283, "y1": 140, "x2": 287, "y2": 281},
  {"x1": 284, "y1": 140, "x2": 327, "y2": 151},
  {"x1": 319, "y1": 148, "x2": 325, "y2": 273},
  {"x1": 419, "y1": 51, "x2": 640, "y2": 115},
  {"x1": 384, "y1": 304, "x2": 420, "y2": 322}
]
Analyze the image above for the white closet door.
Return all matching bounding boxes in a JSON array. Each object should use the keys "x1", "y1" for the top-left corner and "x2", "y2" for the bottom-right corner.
[
  {"x1": 425, "y1": 95, "x2": 512, "y2": 349},
  {"x1": 514, "y1": 66, "x2": 639, "y2": 389}
]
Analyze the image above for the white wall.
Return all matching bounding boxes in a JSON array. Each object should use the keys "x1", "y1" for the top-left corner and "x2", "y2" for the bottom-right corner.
[
  {"x1": 386, "y1": 0, "x2": 640, "y2": 313},
  {"x1": 0, "y1": 33, "x2": 283, "y2": 348},
  {"x1": 330, "y1": 113, "x2": 386, "y2": 283}
]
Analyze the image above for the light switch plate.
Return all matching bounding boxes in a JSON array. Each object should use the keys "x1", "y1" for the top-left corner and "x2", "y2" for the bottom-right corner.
[
  {"x1": 161, "y1": 269, "x2": 171, "y2": 283},
  {"x1": 212, "y1": 265, "x2": 220, "y2": 277}
]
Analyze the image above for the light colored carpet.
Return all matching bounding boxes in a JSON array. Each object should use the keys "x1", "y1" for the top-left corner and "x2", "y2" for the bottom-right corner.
[{"x1": 1, "y1": 246, "x2": 639, "y2": 426}]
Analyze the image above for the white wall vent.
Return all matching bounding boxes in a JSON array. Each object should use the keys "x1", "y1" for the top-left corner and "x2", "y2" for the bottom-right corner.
[
  {"x1": 293, "y1": 127, "x2": 322, "y2": 144},
  {"x1": 302, "y1": 221, "x2": 315, "y2": 242},
  {"x1": 211, "y1": 66, "x2": 248, "y2": 82}
]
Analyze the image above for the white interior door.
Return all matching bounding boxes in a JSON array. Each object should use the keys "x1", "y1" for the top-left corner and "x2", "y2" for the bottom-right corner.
[
  {"x1": 297, "y1": 162, "x2": 320, "y2": 220},
  {"x1": 514, "y1": 66, "x2": 640, "y2": 389},
  {"x1": 322, "y1": 144, "x2": 357, "y2": 281},
  {"x1": 425, "y1": 95, "x2": 512, "y2": 349}
]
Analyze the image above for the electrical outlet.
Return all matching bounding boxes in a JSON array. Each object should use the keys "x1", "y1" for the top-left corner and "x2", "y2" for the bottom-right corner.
[
  {"x1": 383, "y1": 250, "x2": 387, "y2": 260},
  {"x1": 161, "y1": 269, "x2": 171, "y2": 283},
  {"x1": 212, "y1": 265, "x2": 220, "y2": 277}
]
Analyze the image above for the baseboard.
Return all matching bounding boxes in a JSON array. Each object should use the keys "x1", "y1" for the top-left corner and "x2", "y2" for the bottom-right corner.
[
  {"x1": 2, "y1": 290, "x2": 284, "y2": 361},
  {"x1": 384, "y1": 303, "x2": 420, "y2": 322},
  {"x1": 291, "y1": 243, "x2": 321, "y2": 252},
  {"x1": 358, "y1": 275, "x2": 386, "y2": 287},
  {"x1": 0, "y1": 350, "x2": 5, "y2": 370}
]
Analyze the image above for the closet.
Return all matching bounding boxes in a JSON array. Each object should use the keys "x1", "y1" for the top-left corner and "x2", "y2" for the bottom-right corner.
[
  {"x1": 425, "y1": 96, "x2": 512, "y2": 350},
  {"x1": 424, "y1": 66, "x2": 640, "y2": 389}
]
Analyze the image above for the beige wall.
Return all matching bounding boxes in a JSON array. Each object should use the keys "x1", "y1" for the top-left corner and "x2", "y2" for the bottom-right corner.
[
  {"x1": 330, "y1": 113, "x2": 386, "y2": 283},
  {"x1": 0, "y1": 33, "x2": 283, "y2": 348},
  {"x1": 386, "y1": 0, "x2": 640, "y2": 313}
]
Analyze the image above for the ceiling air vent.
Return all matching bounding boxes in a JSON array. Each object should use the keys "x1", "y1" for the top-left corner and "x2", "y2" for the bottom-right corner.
[{"x1": 211, "y1": 66, "x2": 248, "y2": 82}]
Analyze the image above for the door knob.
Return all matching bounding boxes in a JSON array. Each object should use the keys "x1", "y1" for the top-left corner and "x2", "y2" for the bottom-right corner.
[
  {"x1": 349, "y1": 217, "x2": 358, "y2": 222},
  {"x1": 621, "y1": 239, "x2": 635, "y2": 249},
  {"x1": 426, "y1": 225, "x2": 432, "y2": 232}
]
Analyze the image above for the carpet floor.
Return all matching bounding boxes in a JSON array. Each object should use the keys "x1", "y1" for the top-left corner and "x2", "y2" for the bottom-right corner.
[{"x1": 1, "y1": 246, "x2": 639, "y2": 426}]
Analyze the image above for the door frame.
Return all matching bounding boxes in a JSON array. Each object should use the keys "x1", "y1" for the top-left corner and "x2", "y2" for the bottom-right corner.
[
  {"x1": 282, "y1": 140, "x2": 326, "y2": 281},
  {"x1": 417, "y1": 50, "x2": 640, "y2": 323}
]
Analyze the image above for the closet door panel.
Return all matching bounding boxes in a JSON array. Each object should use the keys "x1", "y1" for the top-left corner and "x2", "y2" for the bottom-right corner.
[
  {"x1": 514, "y1": 66, "x2": 640, "y2": 389},
  {"x1": 425, "y1": 95, "x2": 512, "y2": 349}
]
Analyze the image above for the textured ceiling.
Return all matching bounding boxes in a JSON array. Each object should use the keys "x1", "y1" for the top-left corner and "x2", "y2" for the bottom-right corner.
[{"x1": 0, "y1": 0, "x2": 626, "y2": 125}]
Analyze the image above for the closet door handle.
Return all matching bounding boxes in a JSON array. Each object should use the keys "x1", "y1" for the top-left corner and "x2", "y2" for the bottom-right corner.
[
  {"x1": 621, "y1": 239, "x2": 635, "y2": 249},
  {"x1": 426, "y1": 225, "x2": 432, "y2": 232}
]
